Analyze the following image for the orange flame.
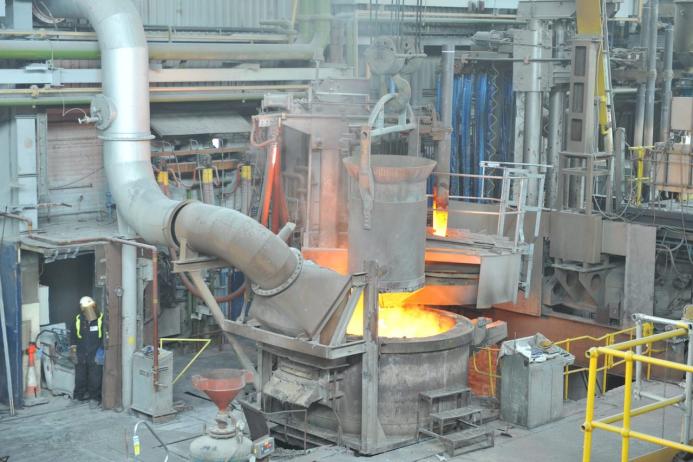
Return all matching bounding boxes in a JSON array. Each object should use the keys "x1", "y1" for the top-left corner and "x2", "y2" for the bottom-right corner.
[{"x1": 346, "y1": 291, "x2": 456, "y2": 338}]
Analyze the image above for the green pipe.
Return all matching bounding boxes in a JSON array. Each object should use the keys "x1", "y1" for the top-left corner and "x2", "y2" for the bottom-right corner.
[
  {"x1": 297, "y1": 0, "x2": 331, "y2": 54},
  {"x1": 0, "y1": 39, "x2": 322, "y2": 61}
]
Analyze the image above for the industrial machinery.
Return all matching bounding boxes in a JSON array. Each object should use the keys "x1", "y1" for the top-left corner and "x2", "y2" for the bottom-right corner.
[
  {"x1": 189, "y1": 369, "x2": 274, "y2": 462},
  {"x1": 3, "y1": 0, "x2": 693, "y2": 459},
  {"x1": 215, "y1": 93, "x2": 508, "y2": 453},
  {"x1": 131, "y1": 347, "x2": 176, "y2": 421}
]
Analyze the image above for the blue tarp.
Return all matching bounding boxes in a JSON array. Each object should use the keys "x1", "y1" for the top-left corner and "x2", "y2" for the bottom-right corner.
[
  {"x1": 0, "y1": 242, "x2": 23, "y2": 407},
  {"x1": 435, "y1": 70, "x2": 515, "y2": 200}
]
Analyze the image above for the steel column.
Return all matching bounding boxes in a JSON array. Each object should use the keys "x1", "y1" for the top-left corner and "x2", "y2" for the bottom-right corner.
[
  {"x1": 121, "y1": 244, "x2": 137, "y2": 408},
  {"x1": 660, "y1": 25, "x2": 674, "y2": 142},
  {"x1": 548, "y1": 89, "x2": 564, "y2": 209},
  {"x1": 643, "y1": 0, "x2": 659, "y2": 147},
  {"x1": 523, "y1": 20, "x2": 544, "y2": 206},
  {"x1": 614, "y1": 127, "x2": 626, "y2": 206},
  {"x1": 361, "y1": 261, "x2": 380, "y2": 453},
  {"x1": 633, "y1": 4, "x2": 649, "y2": 147}
]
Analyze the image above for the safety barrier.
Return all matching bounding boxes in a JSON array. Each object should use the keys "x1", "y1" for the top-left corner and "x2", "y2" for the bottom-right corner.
[
  {"x1": 581, "y1": 314, "x2": 693, "y2": 462},
  {"x1": 159, "y1": 337, "x2": 212, "y2": 385},
  {"x1": 471, "y1": 322, "x2": 656, "y2": 400}
]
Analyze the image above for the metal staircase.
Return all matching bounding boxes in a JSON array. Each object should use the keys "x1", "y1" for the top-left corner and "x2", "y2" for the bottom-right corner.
[{"x1": 416, "y1": 386, "x2": 495, "y2": 456}]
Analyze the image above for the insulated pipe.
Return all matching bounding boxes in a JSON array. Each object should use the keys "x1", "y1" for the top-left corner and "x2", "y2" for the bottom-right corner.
[
  {"x1": 43, "y1": 0, "x2": 300, "y2": 293},
  {"x1": 643, "y1": 0, "x2": 659, "y2": 147},
  {"x1": 0, "y1": 90, "x2": 306, "y2": 107},
  {"x1": 633, "y1": 4, "x2": 650, "y2": 147},
  {"x1": 548, "y1": 21, "x2": 567, "y2": 210},
  {"x1": 436, "y1": 44, "x2": 455, "y2": 209},
  {"x1": 548, "y1": 89, "x2": 564, "y2": 210},
  {"x1": 0, "y1": 39, "x2": 324, "y2": 61},
  {"x1": 660, "y1": 25, "x2": 674, "y2": 142}
]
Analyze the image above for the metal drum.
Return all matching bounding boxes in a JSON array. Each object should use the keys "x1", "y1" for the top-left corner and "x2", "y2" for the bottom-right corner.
[{"x1": 343, "y1": 154, "x2": 436, "y2": 292}]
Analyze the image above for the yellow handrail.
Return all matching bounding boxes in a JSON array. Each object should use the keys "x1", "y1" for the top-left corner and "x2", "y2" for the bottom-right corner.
[
  {"x1": 159, "y1": 337, "x2": 212, "y2": 385},
  {"x1": 582, "y1": 325, "x2": 693, "y2": 462}
]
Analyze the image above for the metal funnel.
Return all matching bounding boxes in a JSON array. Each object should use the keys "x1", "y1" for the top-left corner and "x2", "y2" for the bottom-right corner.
[{"x1": 192, "y1": 369, "x2": 253, "y2": 412}]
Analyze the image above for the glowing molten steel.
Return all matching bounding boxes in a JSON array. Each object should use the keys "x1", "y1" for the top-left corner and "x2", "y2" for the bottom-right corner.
[
  {"x1": 346, "y1": 292, "x2": 456, "y2": 339},
  {"x1": 432, "y1": 203, "x2": 448, "y2": 237}
]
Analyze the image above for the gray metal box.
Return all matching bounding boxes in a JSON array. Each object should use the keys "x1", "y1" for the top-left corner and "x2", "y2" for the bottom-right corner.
[
  {"x1": 131, "y1": 348, "x2": 175, "y2": 418},
  {"x1": 549, "y1": 211, "x2": 603, "y2": 264},
  {"x1": 671, "y1": 97, "x2": 693, "y2": 131},
  {"x1": 500, "y1": 336, "x2": 574, "y2": 429},
  {"x1": 51, "y1": 360, "x2": 75, "y2": 398}
]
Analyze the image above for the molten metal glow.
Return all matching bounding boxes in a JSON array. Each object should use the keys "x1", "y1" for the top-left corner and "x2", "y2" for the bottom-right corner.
[
  {"x1": 346, "y1": 292, "x2": 456, "y2": 338},
  {"x1": 432, "y1": 203, "x2": 448, "y2": 237}
]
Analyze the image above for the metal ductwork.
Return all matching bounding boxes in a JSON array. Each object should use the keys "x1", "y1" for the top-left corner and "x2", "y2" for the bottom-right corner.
[{"x1": 43, "y1": 0, "x2": 345, "y2": 337}]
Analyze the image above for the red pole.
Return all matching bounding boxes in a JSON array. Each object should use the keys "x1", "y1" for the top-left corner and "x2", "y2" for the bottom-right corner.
[{"x1": 260, "y1": 143, "x2": 277, "y2": 227}]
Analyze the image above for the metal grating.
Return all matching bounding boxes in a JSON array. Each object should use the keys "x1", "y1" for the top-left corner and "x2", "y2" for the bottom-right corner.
[{"x1": 150, "y1": 111, "x2": 251, "y2": 136}]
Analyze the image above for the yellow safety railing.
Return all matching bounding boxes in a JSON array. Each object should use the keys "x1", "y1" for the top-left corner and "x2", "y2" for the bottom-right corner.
[
  {"x1": 557, "y1": 323, "x2": 655, "y2": 400},
  {"x1": 582, "y1": 324, "x2": 693, "y2": 462},
  {"x1": 159, "y1": 337, "x2": 212, "y2": 385},
  {"x1": 471, "y1": 347, "x2": 499, "y2": 397},
  {"x1": 628, "y1": 146, "x2": 654, "y2": 206},
  {"x1": 471, "y1": 323, "x2": 656, "y2": 400}
]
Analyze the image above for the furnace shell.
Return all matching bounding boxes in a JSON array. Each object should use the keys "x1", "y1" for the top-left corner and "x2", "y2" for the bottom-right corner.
[{"x1": 263, "y1": 311, "x2": 475, "y2": 452}]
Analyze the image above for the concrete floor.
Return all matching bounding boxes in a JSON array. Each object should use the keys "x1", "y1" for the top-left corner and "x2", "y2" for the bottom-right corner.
[{"x1": 0, "y1": 343, "x2": 689, "y2": 462}]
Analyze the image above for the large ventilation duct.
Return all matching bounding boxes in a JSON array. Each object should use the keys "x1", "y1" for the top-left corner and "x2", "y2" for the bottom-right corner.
[{"x1": 44, "y1": 0, "x2": 346, "y2": 338}]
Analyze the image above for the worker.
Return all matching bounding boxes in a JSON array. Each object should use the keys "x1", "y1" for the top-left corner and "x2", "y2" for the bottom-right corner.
[{"x1": 71, "y1": 296, "x2": 104, "y2": 406}]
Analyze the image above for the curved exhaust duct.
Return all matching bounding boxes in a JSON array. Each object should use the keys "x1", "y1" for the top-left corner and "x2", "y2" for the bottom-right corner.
[{"x1": 45, "y1": 0, "x2": 346, "y2": 337}]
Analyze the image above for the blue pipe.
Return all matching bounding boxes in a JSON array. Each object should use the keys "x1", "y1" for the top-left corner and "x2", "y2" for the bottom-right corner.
[
  {"x1": 476, "y1": 73, "x2": 488, "y2": 198},
  {"x1": 461, "y1": 74, "x2": 473, "y2": 198}
]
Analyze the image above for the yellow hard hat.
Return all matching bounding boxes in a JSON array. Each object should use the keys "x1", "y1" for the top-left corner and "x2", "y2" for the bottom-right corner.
[{"x1": 80, "y1": 296, "x2": 96, "y2": 309}]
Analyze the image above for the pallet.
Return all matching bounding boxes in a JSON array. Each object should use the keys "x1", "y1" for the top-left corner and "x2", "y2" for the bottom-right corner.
[
  {"x1": 441, "y1": 426, "x2": 495, "y2": 457},
  {"x1": 131, "y1": 408, "x2": 177, "y2": 424}
]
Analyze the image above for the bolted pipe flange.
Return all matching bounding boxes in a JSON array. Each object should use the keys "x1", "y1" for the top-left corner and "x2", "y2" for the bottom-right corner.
[{"x1": 251, "y1": 247, "x2": 303, "y2": 297}]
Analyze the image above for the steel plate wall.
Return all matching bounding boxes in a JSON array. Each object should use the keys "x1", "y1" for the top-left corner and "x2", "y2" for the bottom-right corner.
[
  {"x1": 45, "y1": 123, "x2": 107, "y2": 224},
  {"x1": 133, "y1": 0, "x2": 292, "y2": 29}
]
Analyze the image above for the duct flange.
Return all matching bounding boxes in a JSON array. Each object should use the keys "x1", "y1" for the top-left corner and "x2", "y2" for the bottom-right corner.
[{"x1": 252, "y1": 248, "x2": 304, "y2": 297}]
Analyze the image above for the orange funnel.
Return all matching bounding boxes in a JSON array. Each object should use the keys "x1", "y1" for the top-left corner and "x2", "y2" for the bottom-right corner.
[{"x1": 192, "y1": 369, "x2": 253, "y2": 412}]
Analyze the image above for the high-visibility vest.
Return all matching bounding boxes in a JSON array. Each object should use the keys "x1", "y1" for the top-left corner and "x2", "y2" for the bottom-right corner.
[{"x1": 75, "y1": 312, "x2": 103, "y2": 340}]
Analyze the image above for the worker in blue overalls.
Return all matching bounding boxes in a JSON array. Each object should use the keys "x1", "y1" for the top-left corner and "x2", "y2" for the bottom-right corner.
[{"x1": 71, "y1": 296, "x2": 104, "y2": 406}]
